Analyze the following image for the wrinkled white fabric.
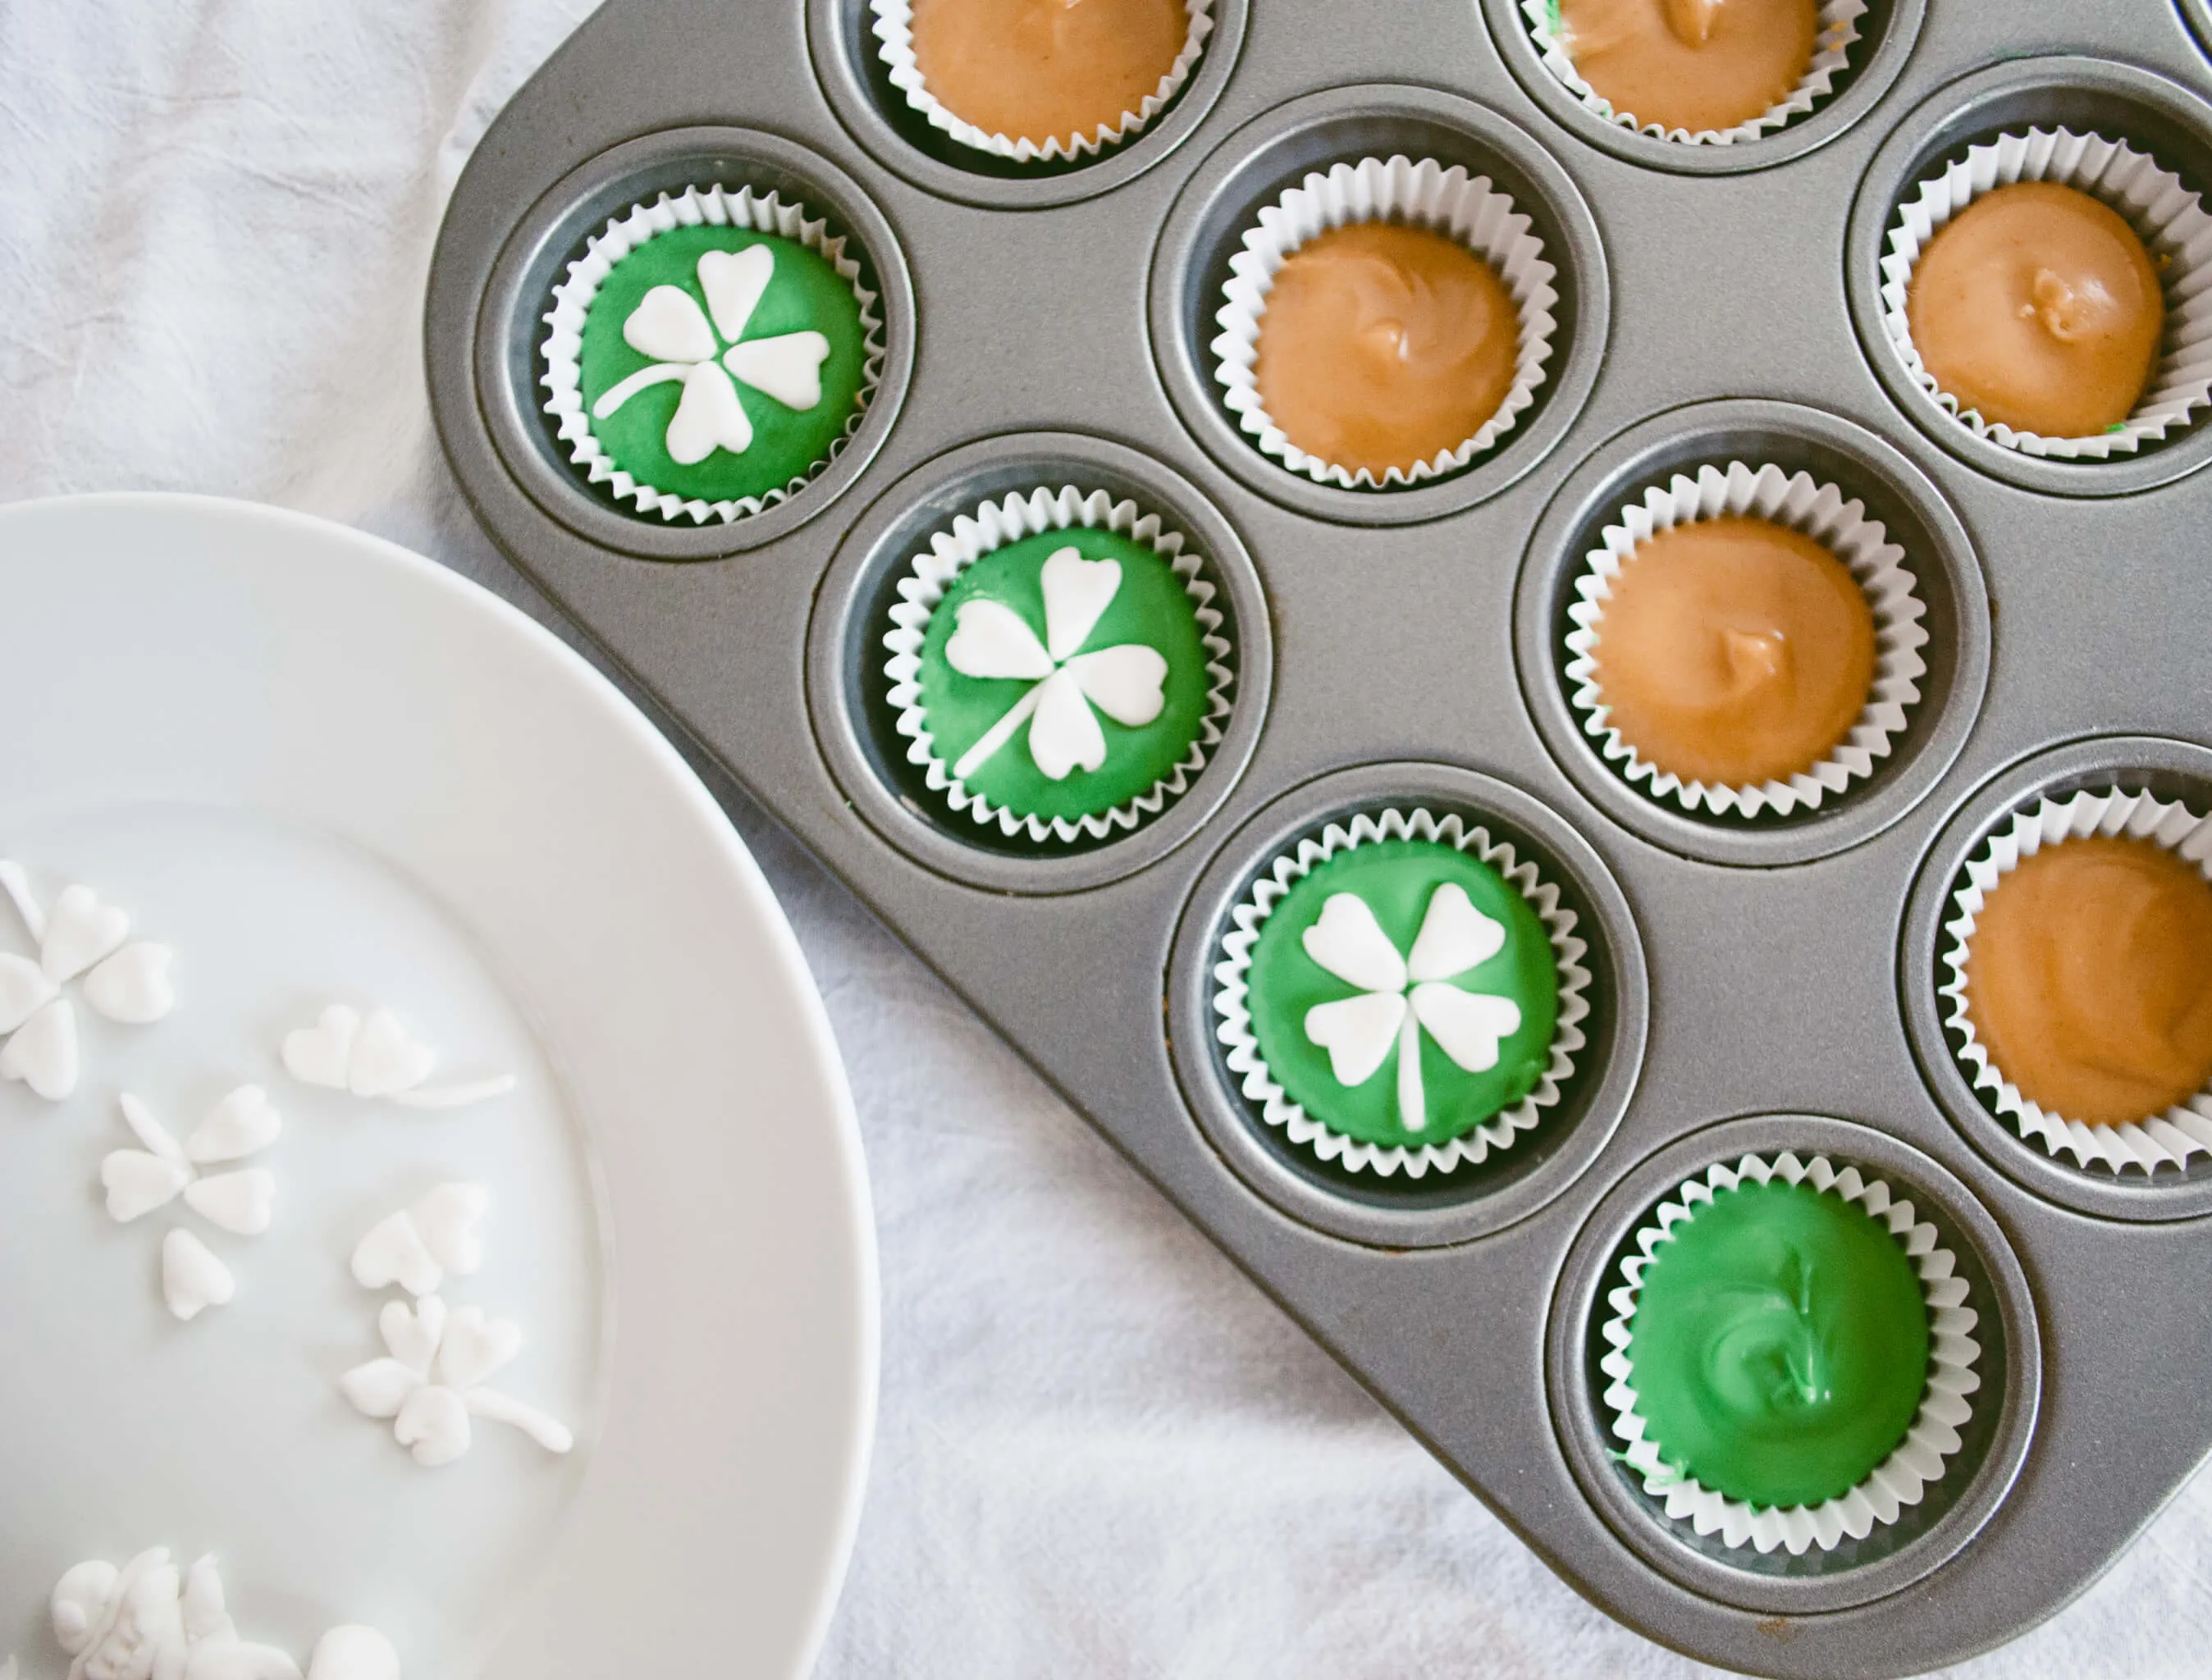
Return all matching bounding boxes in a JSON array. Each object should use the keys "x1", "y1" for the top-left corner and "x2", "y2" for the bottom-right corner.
[{"x1": 2, "y1": 5, "x2": 2210, "y2": 1677}]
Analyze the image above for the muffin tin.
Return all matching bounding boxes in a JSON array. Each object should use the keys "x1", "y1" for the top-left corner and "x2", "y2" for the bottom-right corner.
[{"x1": 424, "y1": 1, "x2": 2212, "y2": 1672}]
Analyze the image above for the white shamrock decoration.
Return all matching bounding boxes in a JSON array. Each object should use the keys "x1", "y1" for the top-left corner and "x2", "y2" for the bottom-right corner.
[
  {"x1": 1300, "y1": 883, "x2": 1524, "y2": 1133},
  {"x1": 342, "y1": 1294, "x2": 574, "y2": 1468},
  {"x1": 0, "y1": 861, "x2": 176, "y2": 1102},
  {"x1": 281, "y1": 1003, "x2": 514, "y2": 1109},
  {"x1": 50, "y1": 1549, "x2": 396, "y2": 1680},
  {"x1": 941, "y1": 546, "x2": 1171, "y2": 782},
  {"x1": 589, "y1": 244, "x2": 831, "y2": 463},
  {"x1": 351, "y1": 1182, "x2": 490, "y2": 1297},
  {"x1": 101, "y1": 1089, "x2": 281, "y2": 1321}
]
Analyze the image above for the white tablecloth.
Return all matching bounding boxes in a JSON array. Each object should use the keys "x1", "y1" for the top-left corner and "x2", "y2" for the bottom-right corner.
[{"x1": 4, "y1": 4, "x2": 2210, "y2": 1674}]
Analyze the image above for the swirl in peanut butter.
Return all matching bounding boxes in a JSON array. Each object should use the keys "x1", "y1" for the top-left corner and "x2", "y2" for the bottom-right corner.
[
  {"x1": 1556, "y1": 0, "x2": 1819, "y2": 135},
  {"x1": 1908, "y1": 181, "x2": 2164, "y2": 438},
  {"x1": 1252, "y1": 222, "x2": 1519, "y2": 479}
]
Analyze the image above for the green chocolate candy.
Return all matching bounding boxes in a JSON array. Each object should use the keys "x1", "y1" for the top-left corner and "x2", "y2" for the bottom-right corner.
[
  {"x1": 916, "y1": 528, "x2": 1213, "y2": 826},
  {"x1": 1244, "y1": 838, "x2": 1558, "y2": 1148},
  {"x1": 1627, "y1": 1178, "x2": 1932, "y2": 1510},
  {"x1": 579, "y1": 226, "x2": 869, "y2": 507}
]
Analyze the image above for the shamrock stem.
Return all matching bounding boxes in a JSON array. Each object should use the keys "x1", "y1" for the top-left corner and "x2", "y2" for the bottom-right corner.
[
  {"x1": 591, "y1": 361, "x2": 689, "y2": 420},
  {"x1": 0, "y1": 860, "x2": 44, "y2": 943},
  {"x1": 951, "y1": 680, "x2": 1045, "y2": 783},
  {"x1": 1396, "y1": 1009, "x2": 1427, "y2": 1132},
  {"x1": 465, "y1": 1386, "x2": 575, "y2": 1454}
]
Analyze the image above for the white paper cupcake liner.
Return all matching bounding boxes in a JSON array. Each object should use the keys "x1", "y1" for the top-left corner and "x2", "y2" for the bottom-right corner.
[
  {"x1": 1210, "y1": 806, "x2": 1591, "y2": 1178},
  {"x1": 1561, "y1": 460, "x2": 1929, "y2": 819},
  {"x1": 1879, "y1": 126, "x2": 2212, "y2": 459},
  {"x1": 1522, "y1": 0, "x2": 1866, "y2": 146},
  {"x1": 869, "y1": 0, "x2": 1214, "y2": 165},
  {"x1": 1601, "y1": 1151, "x2": 1981, "y2": 1555},
  {"x1": 539, "y1": 184, "x2": 887, "y2": 526},
  {"x1": 882, "y1": 486, "x2": 1235, "y2": 846},
  {"x1": 1209, "y1": 156, "x2": 1558, "y2": 489},
  {"x1": 1940, "y1": 787, "x2": 2212, "y2": 1174}
]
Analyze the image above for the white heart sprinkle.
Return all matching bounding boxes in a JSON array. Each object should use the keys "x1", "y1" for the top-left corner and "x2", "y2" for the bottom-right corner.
[
  {"x1": 103, "y1": 1150, "x2": 193, "y2": 1223},
  {"x1": 119, "y1": 1091, "x2": 184, "y2": 1158},
  {"x1": 722, "y1": 329, "x2": 830, "y2": 410},
  {"x1": 1302, "y1": 893, "x2": 1410, "y2": 995},
  {"x1": 0, "y1": 951, "x2": 57, "y2": 1034},
  {"x1": 1303, "y1": 991, "x2": 1409, "y2": 1089},
  {"x1": 281, "y1": 1004, "x2": 359, "y2": 1090},
  {"x1": 436, "y1": 1305, "x2": 521, "y2": 1391},
  {"x1": 1065, "y1": 643, "x2": 1168, "y2": 728},
  {"x1": 352, "y1": 1210, "x2": 444, "y2": 1297},
  {"x1": 621, "y1": 281, "x2": 716, "y2": 363},
  {"x1": 394, "y1": 1384, "x2": 471, "y2": 1468},
  {"x1": 1026, "y1": 666, "x2": 1106, "y2": 780},
  {"x1": 1038, "y1": 548, "x2": 1122, "y2": 662},
  {"x1": 162, "y1": 1228, "x2": 235, "y2": 1321},
  {"x1": 664, "y1": 360, "x2": 753, "y2": 463},
  {"x1": 340, "y1": 1356, "x2": 422, "y2": 1420},
  {"x1": 184, "y1": 1170, "x2": 276, "y2": 1238},
  {"x1": 1408, "y1": 983, "x2": 1523, "y2": 1074},
  {"x1": 413, "y1": 1182, "x2": 489, "y2": 1278},
  {"x1": 381, "y1": 1294, "x2": 446, "y2": 1373},
  {"x1": 348, "y1": 1008, "x2": 435, "y2": 1098},
  {"x1": 696, "y1": 244, "x2": 774, "y2": 343},
  {"x1": 81, "y1": 943, "x2": 177, "y2": 1024},
  {"x1": 1405, "y1": 883, "x2": 1507, "y2": 984},
  {"x1": 307, "y1": 1626, "x2": 400, "y2": 1680},
  {"x1": 184, "y1": 1085, "x2": 281, "y2": 1164},
  {"x1": 39, "y1": 884, "x2": 128, "y2": 983},
  {"x1": 0, "y1": 998, "x2": 78, "y2": 1100},
  {"x1": 944, "y1": 599, "x2": 1055, "y2": 682}
]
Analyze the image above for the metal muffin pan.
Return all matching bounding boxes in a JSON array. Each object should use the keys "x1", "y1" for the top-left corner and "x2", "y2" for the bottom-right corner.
[{"x1": 424, "y1": 1, "x2": 2212, "y2": 1673}]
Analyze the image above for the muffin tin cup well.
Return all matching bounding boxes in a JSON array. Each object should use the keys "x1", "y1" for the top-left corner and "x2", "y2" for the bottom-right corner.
[
  {"x1": 1902, "y1": 735, "x2": 2212, "y2": 1222},
  {"x1": 1149, "y1": 84, "x2": 1608, "y2": 526},
  {"x1": 807, "y1": 431, "x2": 1273, "y2": 894},
  {"x1": 1514, "y1": 399, "x2": 1990, "y2": 867},
  {"x1": 1847, "y1": 57, "x2": 2212, "y2": 498},
  {"x1": 807, "y1": 0, "x2": 1248, "y2": 208},
  {"x1": 1478, "y1": 0, "x2": 1925, "y2": 176},
  {"x1": 1166, "y1": 761, "x2": 1648, "y2": 1249},
  {"x1": 1515, "y1": 0, "x2": 1867, "y2": 150},
  {"x1": 1546, "y1": 1114, "x2": 2041, "y2": 1618},
  {"x1": 473, "y1": 126, "x2": 916, "y2": 560}
]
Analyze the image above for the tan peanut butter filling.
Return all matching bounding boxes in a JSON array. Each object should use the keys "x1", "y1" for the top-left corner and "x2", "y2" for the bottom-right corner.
[
  {"x1": 1907, "y1": 181, "x2": 2165, "y2": 438},
  {"x1": 1588, "y1": 516, "x2": 1876, "y2": 788},
  {"x1": 1965, "y1": 836, "x2": 2212, "y2": 1127},
  {"x1": 1554, "y1": 0, "x2": 1819, "y2": 135},
  {"x1": 1251, "y1": 221, "x2": 1520, "y2": 479},
  {"x1": 908, "y1": 0, "x2": 1188, "y2": 147}
]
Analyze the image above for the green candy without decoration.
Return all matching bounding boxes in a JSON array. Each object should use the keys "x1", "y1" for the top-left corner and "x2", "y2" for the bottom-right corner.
[
  {"x1": 1244, "y1": 838, "x2": 1559, "y2": 1149},
  {"x1": 1626, "y1": 1179, "x2": 1932, "y2": 1510},
  {"x1": 578, "y1": 226, "x2": 870, "y2": 508}
]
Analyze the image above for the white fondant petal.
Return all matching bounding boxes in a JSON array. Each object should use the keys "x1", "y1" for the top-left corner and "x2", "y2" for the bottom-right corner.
[
  {"x1": 1303, "y1": 991, "x2": 1408, "y2": 1089},
  {"x1": 162, "y1": 1227, "x2": 235, "y2": 1321},
  {"x1": 119, "y1": 1091, "x2": 185, "y2": 1159},
  {"x1": 620, "y1": 283, "x2": 716, "y2": 363},
  {"x1": 942, "y1": 599, "x2": 1054, "y2": 681},
  {"x1": 39, "y1": 883, "x2": 128, "y2": 983},
  {"x1": 102, "y1": 1151, "x2": 192, "y2": 1222},
  {"x1": 181, "y1": 1554, "x2": 235, "y2": 1646},
  {"x1": 1409, "y1": 983, "x2": 1523, "y2": 1073},
  {"x1": 184, "y1": 1085, "x2": 281, "y2": 1164},
  {"x1": 50, "y1": 1558, "x2": 118, "y2": 1656},
  {"x1": 185, "y1": 1170, "x2": 276, "y2": 1238},
  {"x1": 81, "y1": 942, "x2": 176, "y2": 1024},
  {"x1": 307, "y1": 1627, "x2": 402, "y2": 1680},
  {"x1": 340, "y1": 1358, "x2": 423, "y2": 1420},
  {"x1": 1300, "y1": 893, "x2": 1409, "y2": 993},
  {"x1": 1038, "y1": 547, "x2": 1122, "y2": 662},
  {"x1": 412, "y1": 1182, "x2": 490, "y2": 1278},
  {"x1": 347, "y1": 1008, "x2": 434, "y2": 1098},
  {"x1": 395, "y1": 1385, "x2": 472, "y2": 1467},
  {"x1": 0, "y1": 950, "x2": 57, "y2": 1034},
  {"x1": 281, "y1": 1004, "x2": 358, "y2": 1090},
  {"x1": 1405, "y1": 882, "x2": 1508, "y2": 983},
  {"x1": 664, "y1": 362, "x2": 752, "y2": 464},
  {"x1": 1067, "y1": 644, "x2": 1168, "y2": 728},
  {"x1": 353, "y1": 1212, "x2": 444, "y2": 1298},
  {"x1": 1026, "y1": 668, "x2": 1107, "y2": 780},
  {"x1": 436, "y1": 1304, "x2": 523, "y2": 1390},
  {"x1": 723, "y1": 331, "x2": 830, "y2": 411},
  {"x1": 696, "y1": 244, "x2": 775, "y2": 344},
  {"x1": 0, "y1": 998, "x2": 78, "y2": 1099},
  {"x1": 380, "y1": 1295, "x2": 446, "y2": 1374}
]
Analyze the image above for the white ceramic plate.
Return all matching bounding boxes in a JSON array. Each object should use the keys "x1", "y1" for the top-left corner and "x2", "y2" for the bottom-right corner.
[{"x1": 0, "y1": 495, "x2": 877, "y2": 1679}]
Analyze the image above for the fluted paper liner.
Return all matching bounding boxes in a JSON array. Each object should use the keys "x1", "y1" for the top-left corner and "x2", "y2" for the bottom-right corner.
[
  {"x1": 1521, "y1": 0, "x2": 1866, "y2": 147},
  {"x1": 1562, "y1": 461, "x2": 1929, "y2": 819},
  {"x1": 1941, "y1": 787, "x2": 2212, "y2": 1173},
  {"x1": 540, "y1": 184, "x2": 887, "y2": 526},
  {"x1": 1211, "y1": 806, "x2": 1591, "y2": 1178},
  {"x1": 1880, "y1": 127, "x2": 2212, "y2": 459},
  {"x1": 868, "y1": 0, "x2": 1214, "y2": 165},
  {"x1": 882, "y1": 486, "x2": 1235, "y2": 846},
  {"x1": 1210, "y1": 156, "x2": 1558, "y2": 489},
  {"x1": 1602, "y1": 1151, "x2": 1981, "y2": 1555}
]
